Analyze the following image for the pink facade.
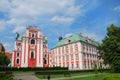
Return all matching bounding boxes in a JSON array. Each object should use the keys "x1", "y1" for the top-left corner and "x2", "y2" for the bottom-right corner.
[
  {"x1": 50, "y1": 34, "x2": 102, "y2": 70},
  {"x1": 12, "y1": 26, "x2": 49, "y2": 68}
]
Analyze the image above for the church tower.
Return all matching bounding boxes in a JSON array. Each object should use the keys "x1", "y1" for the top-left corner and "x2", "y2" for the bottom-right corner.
[{"x1": 12, "y1": 26, "x2": 49, "y2": 68}]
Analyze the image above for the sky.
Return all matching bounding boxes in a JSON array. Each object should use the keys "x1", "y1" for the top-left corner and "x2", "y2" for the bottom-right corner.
[{"x1": 0, "y1": 0, "x2": 120, "y2": 52}]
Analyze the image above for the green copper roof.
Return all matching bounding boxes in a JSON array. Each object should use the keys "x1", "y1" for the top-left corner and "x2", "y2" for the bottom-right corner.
[
  {"x1": 17, "y1": 35, "x2": 22, "y2": 41},
  {"x1": 43, "y1": 38, "x2": 47, "y2": 44},
  {"x1": 52, "y1": 34, "x2": 98, "y2": 48}
]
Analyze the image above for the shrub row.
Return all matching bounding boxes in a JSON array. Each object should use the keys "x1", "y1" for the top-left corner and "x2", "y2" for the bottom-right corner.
[{"x1": 0, "y1": 67, "x2": 68, "y2": 71}]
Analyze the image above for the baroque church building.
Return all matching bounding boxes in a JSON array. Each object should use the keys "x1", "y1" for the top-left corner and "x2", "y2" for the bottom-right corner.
[{"x1": 12, "y1": 26, "x2": 49, "y2": 68}]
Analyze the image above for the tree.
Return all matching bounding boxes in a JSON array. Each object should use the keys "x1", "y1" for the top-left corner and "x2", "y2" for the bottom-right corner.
[
  {"x1": 98, "y1": 24, "x2": 120, "y2": 72},
  {"x1": 0, "y1": 52, "x2": 10, "y2": 67},
  {"x1": 93, "y1": 61, "x2": 98, "y2": 74}
]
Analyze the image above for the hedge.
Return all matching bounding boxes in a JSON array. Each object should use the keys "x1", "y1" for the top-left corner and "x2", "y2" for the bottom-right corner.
[{"x1": 0, "y1": 67, "x2": 68, "y2": 71}]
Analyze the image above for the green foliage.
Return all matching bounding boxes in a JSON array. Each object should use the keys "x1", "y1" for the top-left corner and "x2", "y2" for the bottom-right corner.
[
  {"x1": 98, "y1": 24, "x2": 120, "y2": 72},
  {"x1": 0, "y1": 52, "x2": 10, "y2": 67},
  {"x1": 99, "y1": 62, "x2": 103, "y2": 73},
  {"x1": 93, "y1": 61, "x2": 98, "y2": 75},
  {"x1": 0, "y1": 74, "x2": 13, "y2": 80},
  {"x1": 0, "y1": 67, "x2": 68, "y2": 71}
]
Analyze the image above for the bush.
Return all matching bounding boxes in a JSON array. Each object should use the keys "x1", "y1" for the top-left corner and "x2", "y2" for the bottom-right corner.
[
  {"x1": 0, "y1": 74, "x2": 13, "y2": 80},
  {"x1": 0, "y1": 67, "x2": 68, "y2": 71}
]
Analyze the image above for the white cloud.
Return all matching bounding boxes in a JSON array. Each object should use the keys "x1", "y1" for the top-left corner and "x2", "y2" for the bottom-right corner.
[
  {"x1": 5, "y1": 36, "x2": 14, "y2": 39},
  {"x1": 3, "y1": 43, "x2": 12, "y2": 52},
  {"x1": 12, "y1": 26, "x2": 26, "y2": 33},
  {"x1": 81, "y1": 29, "x2": 100, "y2": 41},
  {"x1": 0, "y1": 0, "x2": 11, "y2": 12},
  {"x1": 65, "y1": 6, "x2": 81, "y2": 16},
  {"x1": 10, "y1": 0, "x2": 79, "y2": 17},
  {"x1": 0, "y1": 27, "x2": 4, "y2": 30},
  {"x1": 1, "y1": 0, "x2": 81, "y2": 29},
  {"x1": 7, "y1": 18, "x2": 29, "y2": 25},
  {"x1": 114, "y1": 6, "x2": 120, "y2": 12},
  {"x1": 65, "y1": 33, "x2": 73, "y2": 38},
  {"x1": 51, "y1": 16, "x2": 74, "y2": 23},
  {"x1": 0, "y1": 20, "x2": 6, "y2": 30}
]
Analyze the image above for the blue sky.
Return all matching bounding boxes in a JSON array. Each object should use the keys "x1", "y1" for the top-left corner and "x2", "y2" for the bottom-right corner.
[{"x1": 0, "y1": 0, "x2": 120, "y2": 52}]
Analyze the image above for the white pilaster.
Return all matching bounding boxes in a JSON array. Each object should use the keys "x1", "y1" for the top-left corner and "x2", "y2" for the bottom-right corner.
[
  {"x1": 36, "y1": 39, "x2": 40, "y2": 67},
  {"x1": 11, "y1": 52, "x2": 14, "y2": 67},
  {"x1": 21, "y1": 39, "x2": 25, "y2": 67},
  {"x1": 25, "y1": 38, "x2": 28, "y2": 67}
]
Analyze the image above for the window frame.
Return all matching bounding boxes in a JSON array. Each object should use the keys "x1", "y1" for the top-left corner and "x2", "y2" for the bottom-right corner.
[
  {"x1": 16, "y1": 52, "x2": 19, "y2": 57},
  {"x1": 31, "y1": 39, "x2": 35, "y2": 45},
  {"x1": 30, "y1": 51, "x2": 35, "y2": 59},
  {"x1": 16, "y1": 58, "x2": 20, "y2": 64}
]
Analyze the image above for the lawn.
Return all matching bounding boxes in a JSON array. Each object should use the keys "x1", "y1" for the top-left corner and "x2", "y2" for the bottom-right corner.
[
  {"x1": 68, "y1": 73, "x2": 120, "y2": 80},
  {"x1": 36, "y1": 72, "x2": 120, "y2": 80},
  {"x1": 68, "y1": 75, "x2": 104, "y2": 80},
  {"x1": 0, "y1": 74, "x2": 13, "y2": 80}
]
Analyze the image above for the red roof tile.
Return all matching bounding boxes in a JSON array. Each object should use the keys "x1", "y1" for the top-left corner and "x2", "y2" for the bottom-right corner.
[{"x1": 5, "y1": 52, "x2": 12, "y2": 58}]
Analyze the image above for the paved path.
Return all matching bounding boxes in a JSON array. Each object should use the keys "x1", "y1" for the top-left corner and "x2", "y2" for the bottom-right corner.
[{"x1": 13, "y1": 73, "x2": 40, "y2": 80}]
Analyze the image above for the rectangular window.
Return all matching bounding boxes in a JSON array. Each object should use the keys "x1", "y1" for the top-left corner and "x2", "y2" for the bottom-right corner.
[
  {"x1": 66, "y1": 46, "x2": 68, "y2": 53},
  {"x1": 76, "y1": 54, "x2": 79, "y2": 60},
  {"x1": 66, "y1": 55, "x2": 69, "y2": 61},
  {"x1": 59, "y1": 48, "x2": 61, "y2": 54},
  {"x1": 70, "y1": 45, "x2": 73, "y2": 53},
  {"x1": 63, "y1": 56, "x2": 64, "y2": 61},
  {"x1": 71, "y1": 54, "x2": 73, "y2": 60},
  {"x1": 75, "y1": 44, "x2": 78, "y2": 52},
  {"x1": 62, "y1": 47, "x2": 64, "y2": 53},
  {"x1": 59, "y1": 56, "x2": 61, "y2": 62}
]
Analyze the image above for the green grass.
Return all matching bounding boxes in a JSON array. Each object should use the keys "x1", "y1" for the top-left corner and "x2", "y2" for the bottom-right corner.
[
  {"x1": 0, "y1": 74, "x2": 13, "y2": 80},
  {"x1": 68, "y1": 75, "x2": 104, "y2": 80},
  {"x1": 103, "y1": 73, "x2": 120, "y2": 80},
  {"x1": 68, "y1": 73, "x2": 120, "y2": 80},
  {"x1": 35, "y1": 71, "x2": 120, "y2": 80}
]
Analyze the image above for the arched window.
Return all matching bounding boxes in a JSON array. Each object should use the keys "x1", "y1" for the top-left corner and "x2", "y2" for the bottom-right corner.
[
  {"x1": 17, "y1": 53, "x2": 19, "y2": 57},
  {"x1": 32, "y1": 34, "x2": 34, "y2": 37},
  {"x1": 45, "y1": 54, "x2": 47, "y2": 57},
  {"x1": 16, "y1": 59, "x2": 19, "y2": 64},
  {"x1": 31, "y1": 39, "x2": 35, "y2": 44},
  {"x1": 18, "y1": 43, "x2": 21, "y2": 46},
  {"x1": 31, "y1": 51, "x2": 34, "y2": 59},
  {"x1": 44, "y1": 58, "x2": 47, "y2": 64}
]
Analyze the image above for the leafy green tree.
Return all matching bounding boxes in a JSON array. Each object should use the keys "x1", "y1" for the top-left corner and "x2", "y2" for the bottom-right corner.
[
  {"x1": 98, "y1": 24, "x2": 120, "y2": 72},
  {"x1": 0, "y1": 52, "x2": 10, "y2": 67},
  {"x1": 93, "y1": 61, "x2": 98, "y2": 74}
]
